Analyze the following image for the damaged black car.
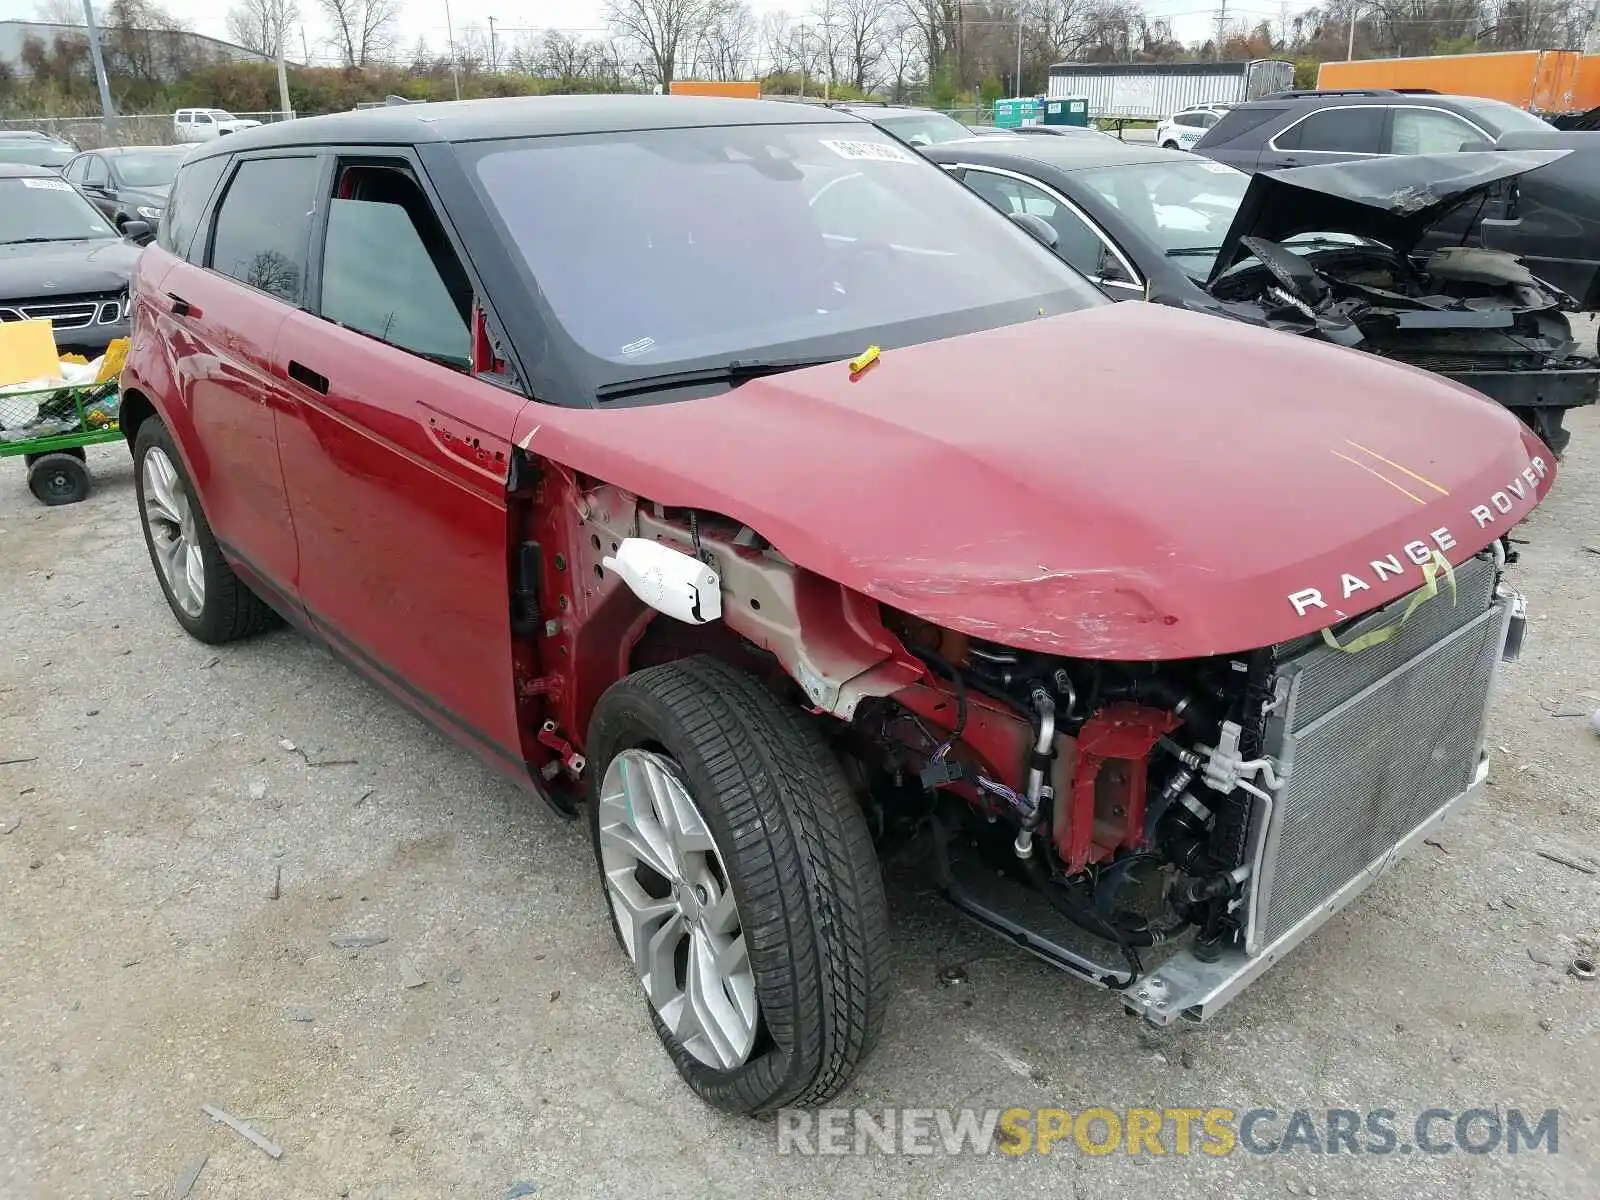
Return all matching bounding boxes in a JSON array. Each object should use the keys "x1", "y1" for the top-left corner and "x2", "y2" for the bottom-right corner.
[{"x1": 924, "y1": 137, "x2": 1597, "y2": 454}]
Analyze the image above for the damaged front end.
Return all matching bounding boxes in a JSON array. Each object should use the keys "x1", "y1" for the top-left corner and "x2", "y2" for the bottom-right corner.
[
  {"x1": 1204, "y1": 151, "x2": 1598, "y2": 455},
  {"x1": 868, "y1": 546, "x2": 1524, "y2": 1025}
]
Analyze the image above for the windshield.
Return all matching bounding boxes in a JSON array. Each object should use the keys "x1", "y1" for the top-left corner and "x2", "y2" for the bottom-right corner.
[
  {"x1": 0, "y1": 142, "x2": 73, "y2": 169},
  {"x1": 115, "y1": 148, "x2": 189, "y2": 188},
  {"x1": 873, "y1": 110, "x2": 975, "y2": 147},
  {"x1": 1072, "y1": 157, "x2": 1251, "y2": 278},
  {"x1": 467, "y1": 123, "x2": 1100, "y2": 398},
  {"x1": 206, "y1": 109, "x2": 238, "y2": 120},
  {"x1": 0, "y1": 176, "x2": 118, "y2": 243},
  {"x1": 1457, "y1": 99, "x2": 1551, "y2": 135}
]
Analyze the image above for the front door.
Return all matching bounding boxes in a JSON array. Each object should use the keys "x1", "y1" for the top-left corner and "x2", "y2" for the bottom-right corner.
[{"x1": 273, "y1": 155, "x2": 532, "y2": 771}]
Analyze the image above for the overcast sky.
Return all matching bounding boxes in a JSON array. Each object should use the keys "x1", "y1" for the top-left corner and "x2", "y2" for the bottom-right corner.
[{"x1": 1, "y1": 0, "x2": 1319, "y2": 70}]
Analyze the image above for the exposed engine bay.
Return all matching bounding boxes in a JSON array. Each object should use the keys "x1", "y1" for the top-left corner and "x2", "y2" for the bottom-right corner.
[
  {"x1": 1201, "y1": 150, "x2": 1599, "y2": 456},
  {"x1": 570, "y1": 487, "x2": 1526, "y2": 1026}
]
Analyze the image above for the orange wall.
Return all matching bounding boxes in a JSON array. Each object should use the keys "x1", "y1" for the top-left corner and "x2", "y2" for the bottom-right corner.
[
  {"x1": 1318, "y1": 50, "x2": 1588, "y2": 113},
  {"x1": 668, "y1": 81, "x2": 761, "y2": 99},
  {"x1": 1578, "y1": 56, "x2": 1600, "y2": 111}
]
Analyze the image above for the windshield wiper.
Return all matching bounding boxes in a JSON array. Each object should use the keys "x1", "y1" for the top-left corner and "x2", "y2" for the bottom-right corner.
[
  {"x1": 595, "y1": 355, "x2": 844, "y2": 403},
  {"x1": 1164, "y1": 245, "x2": 1224, "y2": 258},
  {"x1": 2, "y1": 236, "x2": 91, "y2": 245}
]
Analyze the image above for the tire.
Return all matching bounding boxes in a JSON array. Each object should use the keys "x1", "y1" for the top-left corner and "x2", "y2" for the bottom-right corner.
[
  {"x1": 133, "y1": 416, "x2": 280, "y2": 643},
  {"x1": 1161, "y1": 140, "x2": 1180, "y2": 150},
  {"x1": 27, "y1": 453, "x2": 91, "y2": 505},
  {"x1": 586, "y1": 656, "x2": 890, "y2": 1115},
  {"x1": 24, "y1": 446, "x2": 86, "y2": 469}
]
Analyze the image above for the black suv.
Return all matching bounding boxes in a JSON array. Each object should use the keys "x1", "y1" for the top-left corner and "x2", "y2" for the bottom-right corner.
[
  {"x1": 1196, "y1": 89, "x2": 1600, "y2": 306},
  {"x1": 1194, "y1": 89, "x2": 1555, "y2": 171}
]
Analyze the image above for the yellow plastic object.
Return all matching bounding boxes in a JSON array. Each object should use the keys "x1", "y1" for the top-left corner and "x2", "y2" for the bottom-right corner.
[
  {"x1": 848, "y1": 345, "x2": 881, "y2": 380},
  {"x1": 0, "y1": 319, "x2": 64, "y2": 388},
  {"x1": 1321, "y1": 551, "x2": 1458, "y2": 654},
  {"x1": 95, "y1": 338, "x2": 130, "y2": 384},
  {"x1": 60, "y1": 353, "x2": 90, "y2": 366}
]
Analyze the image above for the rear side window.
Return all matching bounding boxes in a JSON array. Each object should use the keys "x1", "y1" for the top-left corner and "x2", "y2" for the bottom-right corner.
[
  {"x1": 1277, "y1": 107, "x2": 1385, "y2": 153},
  {"x1": 157, "y1": 154, "x2": 228, "y2": 260},
  {"x1": 1196, "y1": 105, "x2": 1288, "y2": 147},
  {"x1": 208, "y1": 156, "x2": 320, "y2": 304}
]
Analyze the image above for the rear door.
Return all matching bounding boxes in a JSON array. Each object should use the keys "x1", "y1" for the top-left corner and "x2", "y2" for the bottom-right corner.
[
  {"x1": 81, "y1": 154, "x2": 115, "y2": 219},
  {"x1": 156, "y1": 152, "x2": 319, "y2": 601},
  {"x1": 272, "y1": 152, "x2": 532, "y2": 772},
  {"x1": 1259, "y1": 105, "x2": 1386, "y2": 170}
]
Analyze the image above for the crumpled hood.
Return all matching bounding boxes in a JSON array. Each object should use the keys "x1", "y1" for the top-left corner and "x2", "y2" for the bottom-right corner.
[
  {"x1": 1208, "y1": 149, "x2": 1572, "y2": 282},
  {"x1": 0, "y1": 237, "x2": 139, "y2": 302},
  {"x1": 529, "y1": 303, "x2": 1554, "y2": 660}
]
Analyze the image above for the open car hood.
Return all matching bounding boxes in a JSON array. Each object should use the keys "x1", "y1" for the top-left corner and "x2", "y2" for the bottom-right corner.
[
  {"x1": 1206, "y1": 149, "x2": 1572, "y2": 283},
  {"x1": 525, "y1": 304, "x2": 1554, "y2": 661}
]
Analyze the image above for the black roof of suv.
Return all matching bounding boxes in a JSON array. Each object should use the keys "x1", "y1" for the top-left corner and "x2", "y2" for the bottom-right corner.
[{"x1": 1193, "y1": 89, "x2": 1555, "y2": 173}]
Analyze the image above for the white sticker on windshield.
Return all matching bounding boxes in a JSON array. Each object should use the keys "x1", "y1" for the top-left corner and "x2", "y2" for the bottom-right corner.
[
  {"x1": 21, "y1": 177, "x2": 73, "y2": 191},
  {"x1": 1198, "y1": 161, "x2": 1236, "y2": 174},
  {"x1": 820, "y1": 139, "x2": 915, "y2": 164}
]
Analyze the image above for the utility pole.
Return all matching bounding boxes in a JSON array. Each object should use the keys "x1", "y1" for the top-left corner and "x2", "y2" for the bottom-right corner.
[
  {"x1": 1215, "y1": 0, "x2": 1227, "y2": 60},
  {"x1": 1346, "y1": 3, "x2": 1360, "y2": 60},
  {"x1": 1015, "y1": 4, "x2": 1024, "y2": 98},
  {"x1": 276, "y1": 34, "x2": 292, "y2": 119},
  {"x1": 798, "y1": 22, "x2": 807, "y2": 99},
  {"x1": 301, "y1": 25, "x2": 310, "y2": 63},
  {"x1": 442, "y1": 0, "x2": 462, "y2": 99},
  {"x1": 81, "y1": 0, "x2": 116, "y2": 122},
  {"x1": 488, "y1": 15, "x2": 497, "y2": 73}
]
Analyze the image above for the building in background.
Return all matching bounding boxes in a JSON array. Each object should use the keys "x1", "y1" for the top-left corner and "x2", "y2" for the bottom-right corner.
[{"x1": 0, "y1": 19, "x2": 281, "y2": 84}]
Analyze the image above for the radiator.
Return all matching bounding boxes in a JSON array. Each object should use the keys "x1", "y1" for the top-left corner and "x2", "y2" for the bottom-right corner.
[{"x1": 1248, "y1": 553, "x2": 1507, "y2": 954}]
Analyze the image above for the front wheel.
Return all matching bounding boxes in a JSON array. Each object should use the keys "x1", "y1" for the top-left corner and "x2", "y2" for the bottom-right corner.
[
  {"x1": 1511, "y1": 406, "x2": 1571, "y2": 458},
  {"x1": 586, "y1": 656, "x2": 891, "y2": 1114},
  {"x1": 1161, "y1": 140, "x2": 1180, "y2": 150}
]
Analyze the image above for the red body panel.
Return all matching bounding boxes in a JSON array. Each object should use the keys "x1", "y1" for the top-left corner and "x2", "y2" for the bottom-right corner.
[
  {"x1": 147, "y1": 254, "x2": 301, "y2": 591},
  {"x1": 270, "y1": 311, "x2": 530, "y2": 764},
  {"x1": 517, "y1": 304, "x2": 1554, "y2": 660}
]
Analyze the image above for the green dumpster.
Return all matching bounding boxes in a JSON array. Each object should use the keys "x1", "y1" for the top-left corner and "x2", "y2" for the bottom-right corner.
[{"x1": 1042, "y1": 97, "x2": 1090, "y2": 127}]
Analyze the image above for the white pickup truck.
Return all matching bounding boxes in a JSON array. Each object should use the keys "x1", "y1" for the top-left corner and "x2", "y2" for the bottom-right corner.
[{"x1": 172, "y1": 108, "x2": 261, "y2": 143}]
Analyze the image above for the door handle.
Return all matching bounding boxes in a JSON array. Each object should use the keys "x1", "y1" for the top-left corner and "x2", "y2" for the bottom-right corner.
[
  {"x1": 166, "y1": 292, "x2": 200, "y2": 318},
  {"x1": 288, "y1": 360, "x2": 329, "y2": 394}
]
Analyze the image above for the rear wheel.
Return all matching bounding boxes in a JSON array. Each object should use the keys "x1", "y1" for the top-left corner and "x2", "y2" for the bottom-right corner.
[
  {"x1": 1161, "y1": 140, "x2": 1180, "y2": 150},
  {"x1": 133, "y1": 416, "x2": 280, "y2": 643},
  {"x1": 586, "y1": 656, "x2": 891, "y2": 1114}
]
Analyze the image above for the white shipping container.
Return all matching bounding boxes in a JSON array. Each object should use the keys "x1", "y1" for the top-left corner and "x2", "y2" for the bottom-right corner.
[{"x1": 1047, "y1": 60, "x2": 1294, "y2": 120}]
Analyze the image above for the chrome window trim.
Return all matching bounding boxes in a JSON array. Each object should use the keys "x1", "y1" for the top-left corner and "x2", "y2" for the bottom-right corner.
[{"x1": 1266, "y1": 102, "x2": 1492, "y2": 156}]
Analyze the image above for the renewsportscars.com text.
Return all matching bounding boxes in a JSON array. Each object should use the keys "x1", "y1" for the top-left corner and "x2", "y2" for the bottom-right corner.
[{"x1": 776, "y1": 1106, "x2": 1560, "y2": 1157}]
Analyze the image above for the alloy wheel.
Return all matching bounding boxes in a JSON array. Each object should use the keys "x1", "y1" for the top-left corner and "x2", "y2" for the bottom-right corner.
[
  {"x1": 596, "y1": 748, "x2": 758, "y2": 1069},
  {"x1": 141, "y1": 445, "x2": 205, "y2": 618}
]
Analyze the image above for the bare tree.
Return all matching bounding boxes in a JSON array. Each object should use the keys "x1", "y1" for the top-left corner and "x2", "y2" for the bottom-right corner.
[
  {"x1": 318, "y1": 0, "x2": 401, "y2": 67},
  {"x1": 226, "y1": 0, "x2": 300, "y2": 56},
  {"x1": 696, "y1": 0, "x2": 758, "y2": 78},
  {"x1": 537, "y1": 29, "x2": 593, "y2": 83},
  {"x1": 822, "y1": 0, "x2": 891, "y2": 90},
  {"x1": 606, "y1": 0, "x2": 719, "y2": 86}
]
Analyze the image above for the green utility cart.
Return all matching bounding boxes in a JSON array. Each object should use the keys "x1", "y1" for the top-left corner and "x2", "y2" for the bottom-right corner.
[{"x1": 0, "y1": 381, "x2": 122, "y2": 505}]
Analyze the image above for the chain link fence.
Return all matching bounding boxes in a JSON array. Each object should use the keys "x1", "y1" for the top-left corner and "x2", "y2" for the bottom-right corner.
[{"x1": 0, "y1": 111, "x2": 293, "y2": 149}]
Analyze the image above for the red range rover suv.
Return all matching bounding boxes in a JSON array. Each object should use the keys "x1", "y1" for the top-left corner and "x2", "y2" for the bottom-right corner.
[{"x1": 120, "y1": 96, "x2": 1551, "y2": 1115}]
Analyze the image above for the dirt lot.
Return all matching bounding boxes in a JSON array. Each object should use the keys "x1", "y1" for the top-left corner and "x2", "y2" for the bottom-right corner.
[{"x1": 3, "y1": 394, "x2": 1598, "y2": 1199}]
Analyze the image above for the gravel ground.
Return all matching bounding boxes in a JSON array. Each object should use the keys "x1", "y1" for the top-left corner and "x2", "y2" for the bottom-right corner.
[{"x1": 2, "y1": 370, "x2": 1598, "y2": 1199}]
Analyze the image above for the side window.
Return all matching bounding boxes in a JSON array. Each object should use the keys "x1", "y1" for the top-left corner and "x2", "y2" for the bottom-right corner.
[
  {"x1": 1175, "y1": 113, "x2": 1200, "y2": 128},
  {"x1": 158, "y1": 154, "x2": 229, "y2": 259},
  {"x1": 1198, "y1": 112, "x2": 1220, "y2": 128},
  {"x1": 62, "y1": 156, "x2": 86, "y2": 184},
  {"x1": 84, "y1": 156, "x2": 109, "y2": 188},
  {"x1": 1390, "y1": 108, "x2": 1482, "y2": 154},
  {"x1": 208, "y1": 156, "x2": 319, "y2": 303},
  {"x1": 316, "y1": 164, "x2": 472, "y2": 368},
  {"x1": 176, "y1": 111, "x2": 191, "y2": 124},
  {"x1": 195, "y1": 113, "x2": 213, "y2": 127},
  {"x1": 1283, "y1": 108, "x2": 1385, "y2": 154},
  {"x1": 962, "y1": 170, "x2": 1107, "y2": 278}
]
